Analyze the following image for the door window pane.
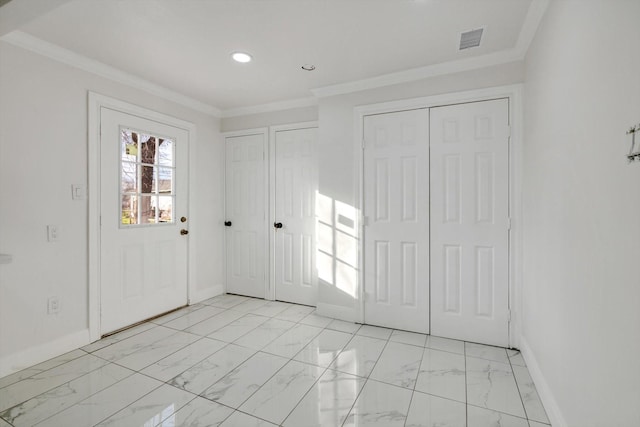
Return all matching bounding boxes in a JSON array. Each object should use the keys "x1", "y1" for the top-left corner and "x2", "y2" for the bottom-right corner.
[
  {"x1": 121, "y1": 195, "x2": 137, "y2": 225},
  {"x1": 158, "y1": 196, "x2": 174, "y2": 223},
  {"x1": 158, "y1": 139, "x2": 173, "y2": 167},
  {"x1": 120, "y1": 128, "x2": 175, "y2": 227}
]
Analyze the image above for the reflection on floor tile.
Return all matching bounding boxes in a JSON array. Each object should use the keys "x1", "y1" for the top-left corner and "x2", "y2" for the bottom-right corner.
[
  {"x1": 156, "y1": 396, "x2": 233, "y2": 427},
  {"x1": 329, "y1": 335, "x2": 386, "y2": 377},
  {"x1": 283, "y1": 369, "x2": 365, "y2": 427},
  {"x1": 293, "y1": 328, "x2": 351, "y2": 368},
  {"x1": 0, "y1": 294, "x2": 551, "y2": 427}
]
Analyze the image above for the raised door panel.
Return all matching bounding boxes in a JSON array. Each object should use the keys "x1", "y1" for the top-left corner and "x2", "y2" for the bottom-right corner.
[
  {"x1": 430, "y1": 98, "x2": 509, "y2": 346},
  {"x1": 273, "y1": 127, "x2": 318, "y2": 306},
  {"x1": 363, "y1": 108, "x2": 429, "y2": 333},
  {"x1": 225, "y1": 133, "x2": 266, "y2": 298}
]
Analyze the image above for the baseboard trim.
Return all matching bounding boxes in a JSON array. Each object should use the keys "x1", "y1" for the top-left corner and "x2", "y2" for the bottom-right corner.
[
  {"x1": 0, "y1": 329, "x2": 90, "y2": 378},
  {"x1": 519, "y1": 336, "x2": 568, "y2": 427},
  {"x1": 316, "y1": 302, "x2": 357, "y2": 323},
  {"x1": 191, "y1": 284, "x2": 224, "y2": 304}
]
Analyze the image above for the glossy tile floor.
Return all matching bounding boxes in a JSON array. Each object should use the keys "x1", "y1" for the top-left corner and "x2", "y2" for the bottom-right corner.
[{"x1": 0, "y1": 294, "x2": 551, "y2": 427}]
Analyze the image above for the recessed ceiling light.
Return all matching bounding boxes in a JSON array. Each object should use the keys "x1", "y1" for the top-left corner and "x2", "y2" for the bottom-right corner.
[
  {"x1": 232, "y1": 52, "x2": 252, "y2": 63},
  {"x1": 301, "y1": 64, "x2": 316, "y2": 71}
]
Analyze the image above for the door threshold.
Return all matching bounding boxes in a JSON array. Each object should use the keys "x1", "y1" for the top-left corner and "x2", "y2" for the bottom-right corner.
[{"x1": 101, "y1": 305, "x2": 188, "y2": 338}]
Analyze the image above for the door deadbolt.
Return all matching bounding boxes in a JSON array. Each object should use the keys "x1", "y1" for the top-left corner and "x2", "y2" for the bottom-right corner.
[{"x1": 180, "y1": 216, "x2": 187, "y2": 223}]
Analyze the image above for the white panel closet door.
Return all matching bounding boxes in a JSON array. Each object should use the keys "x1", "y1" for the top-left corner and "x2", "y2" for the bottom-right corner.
[
  {"x1": 100, "y1": 107, "x2": 188, "y2": 335},
  {"x1": 363, "y1": 109, "x2": 430, "y2": 333},
  {"x1": 225, "y1": 133, "x2": 267, "y2": 299},
  {"x1": 273, "y1": 127, "x2": 318, "y2": 306},
  {"x1": 430, "y1": 98, "x2": 510, "y2": 347}
]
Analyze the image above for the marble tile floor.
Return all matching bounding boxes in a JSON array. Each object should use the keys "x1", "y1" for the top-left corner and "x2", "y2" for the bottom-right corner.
[{"x1": 0, "y1": 294, "x2": 551, "y2": 427}]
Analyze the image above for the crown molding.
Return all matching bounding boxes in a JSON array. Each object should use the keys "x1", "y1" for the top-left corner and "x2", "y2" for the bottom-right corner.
[
  {"x1": 310, "y1": 49, "x2": 522, "y2": 98},
  {"x1": 1, "y1": 31, "x2": 221, "y2": 117},
  {"x1": 221, "y1": 96, "x2": 318, "y2": 118},
  {"x1": 2, "y1": 0, "x2": 549, "y2": 114},
  {"x1": 515, "y1": 0, "x2": 550, "y2": 56},
  {"x1": 311, "y1": 0, "x2": 549, "y2": 99}
]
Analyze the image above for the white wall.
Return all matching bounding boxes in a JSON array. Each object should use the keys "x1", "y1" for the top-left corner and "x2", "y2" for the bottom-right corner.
[
  {"x1": 221, "y1": 106, "x2": 318, "y2": 132},
  {"x1": 522, "y1": 1, "x2": 640, "y2": 426},
  {"x1": 0, "y1": 41, "x2": 224, "y2": 376},
  {"x1": 316, "y1": 61, "x2": 525, "y2": 317}
]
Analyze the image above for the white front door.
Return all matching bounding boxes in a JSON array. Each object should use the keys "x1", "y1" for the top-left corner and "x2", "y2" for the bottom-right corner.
[
  {"x1": 225, "y1": 133, "x2": 267, "y2": 299},
  {"x1": 100, "y1": 107, "x2": 189, "y2": 335},
  {"x1": 272, "y1": 126, "x2": 318, "y2": 306},
  {"x1": 430, "y1": 98, "x2": 510, "y2": 346},
  {"x1": 363, "y1": 109, "x2": 430, "y2": 333}
]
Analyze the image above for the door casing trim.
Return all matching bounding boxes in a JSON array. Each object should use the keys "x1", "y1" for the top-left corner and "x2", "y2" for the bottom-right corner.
[{"x1": 88, "y1": 92, "x2": 197, "y2": 342}]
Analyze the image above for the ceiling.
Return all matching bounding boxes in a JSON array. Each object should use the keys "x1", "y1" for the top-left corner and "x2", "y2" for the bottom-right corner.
[{"x1": 4, "y1": 0, "x2": 537, "y2": 115}]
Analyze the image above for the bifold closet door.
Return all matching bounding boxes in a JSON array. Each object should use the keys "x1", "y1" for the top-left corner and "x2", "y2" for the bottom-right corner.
[
  {"x1": 273, "y1": 127, "x2": 318, "y2": 306},
  {"x1": 363, "y1": 109, "x2": 430, "y2": 333},
  {"x1": 430, "y1": 98, "x2": 510, "y2": 347},
  {"x1": 225, "y1": 133, "x2": 267, "y2": 299}
]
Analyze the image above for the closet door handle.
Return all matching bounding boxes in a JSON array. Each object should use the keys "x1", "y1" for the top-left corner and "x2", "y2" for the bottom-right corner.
[
  {"x1": 274, "y1": 222, "x2": 283, "y2": 229},
  {"x1": 224, "y1": 221, "x2": 232, "y2": 227}
]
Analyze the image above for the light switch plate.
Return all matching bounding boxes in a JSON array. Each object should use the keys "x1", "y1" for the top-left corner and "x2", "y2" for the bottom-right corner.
[{"x1": 71, "y1": 184, "x2": 86, "y2": 200}]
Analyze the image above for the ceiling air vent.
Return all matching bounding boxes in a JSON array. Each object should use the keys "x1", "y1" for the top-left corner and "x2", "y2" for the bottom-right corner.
[{"x1": 459, "y1": 28, "x2": 483, "y2": 50}]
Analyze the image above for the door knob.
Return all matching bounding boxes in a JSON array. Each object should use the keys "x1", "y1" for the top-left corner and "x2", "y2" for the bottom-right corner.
[
  {"x1": 180, "y1": 229, "x2": 189, "y2": 235},
  {"x1": 274, "y1": 222, "x2": 283, "y2": 229},
  {"x1": 224, "y1": 221, "x2": 232, "y2": 227}
]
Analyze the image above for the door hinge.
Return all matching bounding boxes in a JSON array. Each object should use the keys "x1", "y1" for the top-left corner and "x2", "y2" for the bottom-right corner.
[
  {"x1": 362, "y1": 139, "x2": 365, "y2": 149},
  {"x1": 362, "y1": 215, "x2": 369, "y2": 227},
  {"x1": 507, "y1": 126, "x2": 512, "y2": 138},
  {"x1": 507, "y1": 310, "x2": 512, "y2": 322},
  {"x1": 507, "y1": 217, "x2": 512, "y2": 230}
]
